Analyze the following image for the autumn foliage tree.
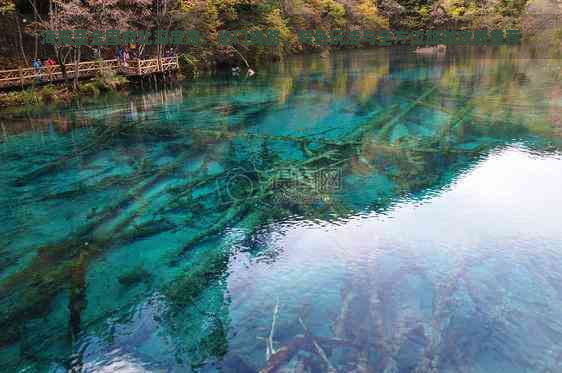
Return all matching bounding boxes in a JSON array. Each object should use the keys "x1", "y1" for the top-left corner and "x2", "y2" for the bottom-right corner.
[{"x1": 1, "y1": 0, "x2": 539, "y2": 73}]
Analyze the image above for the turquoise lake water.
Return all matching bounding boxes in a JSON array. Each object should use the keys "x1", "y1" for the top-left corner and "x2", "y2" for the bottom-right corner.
[{"x1": 1, "y1": 48, "x2": 562, "y2": 372}]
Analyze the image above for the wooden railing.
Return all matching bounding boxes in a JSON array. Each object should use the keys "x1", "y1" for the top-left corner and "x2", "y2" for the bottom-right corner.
[
  {"x1": 122, "y1": 56, "x2": 179, "y2": 76},
  {"x1": 0, "y1": 56, "x2": 179, "y2": 88}
]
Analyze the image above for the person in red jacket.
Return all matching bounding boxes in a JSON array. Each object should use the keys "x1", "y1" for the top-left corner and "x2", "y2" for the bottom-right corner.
[{"x1": 46, "y1": 58, "x2": 56, "y2": 81}]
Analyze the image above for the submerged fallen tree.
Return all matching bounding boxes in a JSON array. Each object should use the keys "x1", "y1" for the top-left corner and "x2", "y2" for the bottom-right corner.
[{"x1": 2, "y1": 80, "x2": 551, "y2": 370}]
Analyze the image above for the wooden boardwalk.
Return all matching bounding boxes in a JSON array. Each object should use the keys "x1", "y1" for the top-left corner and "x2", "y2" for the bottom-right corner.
[{"x1": 0, "y1": 56, "x2": 179, "y2": 89}]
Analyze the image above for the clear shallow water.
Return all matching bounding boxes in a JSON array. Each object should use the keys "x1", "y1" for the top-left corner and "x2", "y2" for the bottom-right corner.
[{"x1": 1, "y1": 49, "x2": 562, "y2": 372}]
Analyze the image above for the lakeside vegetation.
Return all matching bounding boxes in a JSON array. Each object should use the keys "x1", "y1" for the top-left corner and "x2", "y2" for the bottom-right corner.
[
  {"x1": 2, "y1": 0, "x2": 560, "y2": 68},
  {"x1": 0, "y1": 72, "x2": 128, "y2": 107},
  {"x1": 0, "y1": 0, "x2": 560, "y2": 108}
]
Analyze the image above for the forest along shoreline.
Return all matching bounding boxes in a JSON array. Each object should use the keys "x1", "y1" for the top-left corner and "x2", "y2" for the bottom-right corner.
[{"x1": 0, "y1": 0, "x2": 561, "y2": 108}]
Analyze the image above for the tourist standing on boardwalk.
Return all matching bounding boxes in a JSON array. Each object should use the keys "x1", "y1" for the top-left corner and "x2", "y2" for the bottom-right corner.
[
  {"x1": 46, "y1": 58, "x2": 56, "y2": 81},
  {"x1": 123, "y1": 49, "x2": 130, "y2": 67},
  {"x1": 32, "y1": 59, "x2": 43, "y2": 82},
  {"x1": 116, "y1": 47, "x2": 124, "y2": 65}
]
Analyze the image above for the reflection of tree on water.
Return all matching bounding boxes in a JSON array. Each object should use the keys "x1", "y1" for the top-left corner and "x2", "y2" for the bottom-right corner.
[{"x1": 0, "y1": 51, "x2": 561, "y2": 371}]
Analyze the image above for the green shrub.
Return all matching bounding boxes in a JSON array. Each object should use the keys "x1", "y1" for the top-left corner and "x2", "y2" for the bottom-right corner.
[
  {"x1": 41, "y1": 84, "x2": 59, "y2": 102},
  {"x1": 79, "y1": 82, "x2": 101, "y2": 96},
  {"x1": 1, "y1": 89, "x2": 41, "y2": 106},
  {"x1": 179, "y1": 53, "x2": 201, "y2": 76}
]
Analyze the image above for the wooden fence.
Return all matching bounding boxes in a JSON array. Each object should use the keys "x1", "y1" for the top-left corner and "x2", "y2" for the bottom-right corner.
[{"x1": 0, "y1": 56, "x2": 179, "y2": 88}]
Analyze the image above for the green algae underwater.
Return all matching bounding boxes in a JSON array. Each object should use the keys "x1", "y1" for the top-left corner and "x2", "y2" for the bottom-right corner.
[{"x1": 1, "y1": 48, "x2": 562, "y2": 372}]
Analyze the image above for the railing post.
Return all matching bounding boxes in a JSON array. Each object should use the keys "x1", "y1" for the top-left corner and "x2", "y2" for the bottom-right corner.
[{"x1": 18, "y1": 66, "x2": 24, "y2": 88}]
